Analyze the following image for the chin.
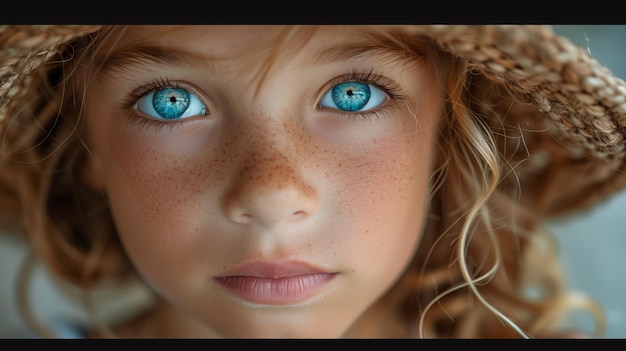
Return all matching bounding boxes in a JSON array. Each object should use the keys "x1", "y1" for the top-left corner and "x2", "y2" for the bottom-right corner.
[{"x1": 208, "y1": 316, "x2": 352, "y2": 338}]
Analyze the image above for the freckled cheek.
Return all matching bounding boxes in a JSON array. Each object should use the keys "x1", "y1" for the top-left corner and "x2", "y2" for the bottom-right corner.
[
  {"x1": 345, "y1": 136, "x2": 429, "y2": 219},
  {"x1": 95, "y1": 133, "x2": 226, "y2": 248},
  {"x1": 334, "y1": 134, "x2": 432, "y2": 265}
]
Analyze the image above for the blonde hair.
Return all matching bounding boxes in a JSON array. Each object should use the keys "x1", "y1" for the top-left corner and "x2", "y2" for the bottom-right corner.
[{"x1": 0, "y1": 25, "x2": 604, "y2": 338}]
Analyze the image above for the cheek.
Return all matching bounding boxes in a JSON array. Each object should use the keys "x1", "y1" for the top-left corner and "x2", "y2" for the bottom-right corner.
[
  {"x1": 93, "y1": 139, "x2": 237, "y2": 295},
  {"x1": 111, "y1": 147, "x2": 191, "y2": 218},
  {"x1": 332, "y1": 127, "x2": 434, "y2": 276},
  {"x1": 86, "y1": 115, "x2": 229, "y2": 263}
]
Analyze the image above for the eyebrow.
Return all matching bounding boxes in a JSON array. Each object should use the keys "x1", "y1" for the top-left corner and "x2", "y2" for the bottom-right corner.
[
  {"x1": 314, "y1": 44, "x2": 422, "y2": 66},
  {"x1": 311, "y1": 32, "x2": 428, "y2": 68},
  {"x1": 95, "y1": 44, "x2": 216, "y2": 76},
  {"x1": 94, "y1": 33, "x2": 426, "y2": 78}
]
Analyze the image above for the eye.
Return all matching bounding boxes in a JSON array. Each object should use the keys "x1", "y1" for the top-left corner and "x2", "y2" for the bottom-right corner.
[
  {"x1": 319, "y1": 81, "x2": 387, "y2": 112},
  {"x1": 136, "y1": 87, "x2": 207, "y2": 120}
]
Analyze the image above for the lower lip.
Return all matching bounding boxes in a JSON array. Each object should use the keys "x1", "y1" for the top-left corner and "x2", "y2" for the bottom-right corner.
[{"x1": 214, "y1": 273, "x2": 337, "y2": 305}]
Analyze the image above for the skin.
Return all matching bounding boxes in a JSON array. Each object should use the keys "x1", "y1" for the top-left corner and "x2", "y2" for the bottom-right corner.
[{"x1": 82, "y1": 25, "x2": 443, "y2": 338}]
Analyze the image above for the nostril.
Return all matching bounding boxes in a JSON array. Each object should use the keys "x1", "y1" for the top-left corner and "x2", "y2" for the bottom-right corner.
[
  {"x1": 222, "y1": 154, "x2": 320, "y2": 227},
  {"x1": 230, "y1": 212, "x2": 254, "y2": 224},
  {"x1": 287, "y1": 210, "x2": 311, "y2": 223}
]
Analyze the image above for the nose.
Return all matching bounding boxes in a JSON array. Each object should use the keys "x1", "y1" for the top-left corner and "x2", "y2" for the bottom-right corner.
[{"x1": 222, "y1": 147, "x2": 319, "y2": 229}]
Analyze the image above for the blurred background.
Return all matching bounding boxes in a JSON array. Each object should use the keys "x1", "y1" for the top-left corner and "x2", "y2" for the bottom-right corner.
[{"x1": 0, "y1": 25, "x2": 625, "y2": 338}]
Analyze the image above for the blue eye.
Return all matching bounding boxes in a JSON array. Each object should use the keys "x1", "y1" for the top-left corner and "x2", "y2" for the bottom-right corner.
[
  {"x1": 136, "y1": 87, "x2": 206, "y2": 120},
  {"x1": 320, "y1": 81, "x2": 387, "y2": 112}
]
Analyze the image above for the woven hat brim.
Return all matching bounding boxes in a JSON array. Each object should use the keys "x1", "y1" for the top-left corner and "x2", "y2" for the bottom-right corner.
[
  {"x1": 0, "y1": 25, "x2": 101, "y2": 113},
  {"x1": 411, "y1": 25, "x2": 626, "y2": 215}
]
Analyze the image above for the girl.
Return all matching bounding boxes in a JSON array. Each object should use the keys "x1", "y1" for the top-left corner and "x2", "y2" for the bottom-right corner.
[{"x1": 0, "y1": 25, "x2": 624, "y2": 338}]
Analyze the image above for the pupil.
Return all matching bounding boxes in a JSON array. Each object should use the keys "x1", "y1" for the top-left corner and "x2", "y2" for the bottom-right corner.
[
  {"x1": 170, "y1": 96, "x2": 177, "y2": 103},
  {"x1": 347, "y1": 90, "x2": 353, "y2": 96}
]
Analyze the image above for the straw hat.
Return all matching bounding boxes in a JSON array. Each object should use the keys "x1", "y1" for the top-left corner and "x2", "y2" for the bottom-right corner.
[{"x1": 1, "y1": 25, "x2": 626, "y2": 218}]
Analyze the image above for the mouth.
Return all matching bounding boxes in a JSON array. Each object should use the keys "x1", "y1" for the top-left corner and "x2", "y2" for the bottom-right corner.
[{"x1": 213, "y1": 261, "x2": 338, "y2": 305}]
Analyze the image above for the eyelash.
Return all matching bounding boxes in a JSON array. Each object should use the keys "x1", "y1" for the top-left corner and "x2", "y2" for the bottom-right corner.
[
  {"x1": 322, "y1": 69, "x2": 405, "y2": 121},
  {"x1": 121, "y1": 77, "x2": 201, "y2": 131},
  {"x1": 123, "y1": 77, "x2": 183, "y2": 108},
  {"x1": 121, "y1": 70, "x2": 405, "y2": 129}
]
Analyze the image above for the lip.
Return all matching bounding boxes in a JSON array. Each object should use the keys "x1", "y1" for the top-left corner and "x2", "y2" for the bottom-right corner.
[{"x1": 213, "y1": 261, "x2": 338, "y2": 305}]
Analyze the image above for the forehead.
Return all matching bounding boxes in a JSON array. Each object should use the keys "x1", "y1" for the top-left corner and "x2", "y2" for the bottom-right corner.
[
  {"x1": 99, "y1": 25, "x2": 425, "y2": 66},
  {"x1": 116, "y1": 25, "x2": 384, "y2": 49},
  {"x1": 119, "y1": 25, "x2": 292, "y2": 56}
]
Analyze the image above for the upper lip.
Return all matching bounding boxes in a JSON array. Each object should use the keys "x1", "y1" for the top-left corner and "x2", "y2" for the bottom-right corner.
[{"x1": 215, "y1": 260, "x2": 332, "y2": 279}]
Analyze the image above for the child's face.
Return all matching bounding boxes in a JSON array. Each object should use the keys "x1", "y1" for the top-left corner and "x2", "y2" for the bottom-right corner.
[{"x1": 82, "y1": 25, "x2": 443, "y2": 337}]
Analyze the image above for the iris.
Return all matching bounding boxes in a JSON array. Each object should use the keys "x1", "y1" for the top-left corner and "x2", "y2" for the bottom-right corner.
[
  {"x1": 320, "y1": 81, "x2": 386, "y2": 113},
  {"x1": 136, "y1": 86, "x2": 206, "y2": 120},
  {"x1": 331, "y1": 82, "x2": 371, "y2": 111},
  {"x1": 153, "y1": 88, "x2": 191, "y2": 119}
]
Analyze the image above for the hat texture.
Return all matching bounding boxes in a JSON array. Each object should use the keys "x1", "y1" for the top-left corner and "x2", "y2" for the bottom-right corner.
[
  {"x1": 1, "y1": 25, "x2": 625, "y2": 217},
  {"x1": 0, "y1": 25, "x2": 100, "y2": 114}
]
